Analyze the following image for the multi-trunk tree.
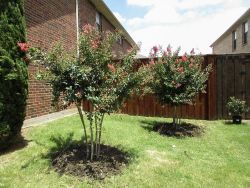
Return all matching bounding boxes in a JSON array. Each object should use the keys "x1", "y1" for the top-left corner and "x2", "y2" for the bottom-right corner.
[{"x1": 30, "y1": 24, "x2": 141, "y2": 160}]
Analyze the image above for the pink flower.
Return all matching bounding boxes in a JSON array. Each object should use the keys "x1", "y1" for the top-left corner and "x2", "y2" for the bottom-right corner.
[
  {"x1": 91, "y1": 40, "x2": 99, "y2": 49},
  {"x1": 190, "y1": 48, "x2": 195, "y2": 55},
  {"x1": 181, "y1": 54, "x2": 187, "y2": 62},
  {"x1": 189, "y1": 63, "x2": 193, "y2": 68},
  {"x1": 17, "y1": 42, "x2": 29, "y2": 52},
  {"x1": 152, "y1": 46, "x2": 158, "y2": 54},
  {"x1": 149, "y1": 59, "x2": 155, "y2": 66},
  {"x1": 167, "y1": 45, "x2": 171, "y2": 53},
  {"x1": 177, "y1": 67, "x2": 184, "y2": 73},
  {"x1": 108, "y1": 63, "x2": 116, "y2": 73},
  {"x1": 83, "y1": 24, "x2": 94, "y2": 34},
  {"x1": 163, "y1": 51, "x2": 168, "y2": 56},
  {"x1": 175, "y1": 59, "x2": 180, "y2": 64},
  {"x1": 175, "y1": 83, "x2": 182, "y2": 88}
]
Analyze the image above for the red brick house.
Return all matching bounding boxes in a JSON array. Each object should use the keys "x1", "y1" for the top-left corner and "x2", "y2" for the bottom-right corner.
[
  {"x1": 24, "y1": 0, "x2": 137, "y2": 119},
  {"x1": 210, "y1": 8, "x2": 250, "y2": 54}
]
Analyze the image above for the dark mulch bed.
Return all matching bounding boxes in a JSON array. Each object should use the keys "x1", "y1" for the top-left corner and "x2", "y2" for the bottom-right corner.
[
  {"x1": 51, "y1": 144, "x2": 129, "y2": 180},
  {"x1": 153, "y1": 122, "x2": 204, "y2": 137}
]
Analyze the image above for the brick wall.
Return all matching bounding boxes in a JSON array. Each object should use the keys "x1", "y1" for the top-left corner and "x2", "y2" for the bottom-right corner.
[
  {"x1": 101, "y1": 14, "x2": 132, "y2": 56},
  {"x1": 79, "y1": 0, "x2": 132, "y2": 56},
  {"x1": 25, "y1": 0, "x2": 77, "y2": 50},
  {"x1": 24, "y1": 0, "x2": 133, "y2": 119},
  {"x1": 213, "y1": 18, "x2": 250, "y2": 54},
  {"x1": 24, "y1": 0, "x2": 77, "y2": 119},
  {"x1": 79, "y1": 0, "x2": 96, "y2": 26},
  {"x1": 26, "y1": 64, "x2": 53, "y2": 119}
]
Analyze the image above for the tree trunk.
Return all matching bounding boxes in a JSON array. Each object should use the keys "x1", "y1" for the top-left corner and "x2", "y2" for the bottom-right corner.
[
  {"x1": 89, "y1": 114, "x2": 94, "y2": 161},
  {"x1": 173, "y1": 105, "x2": 177, "y2": 125},
  {"x1": 76, "y1": 103, "x2": 89, "y2": 159},
  {"x1": 94, "y1": 114, "x2": 99, "y2": 157},
  {"x1": 97, "y1": 113, "x2": 104, "y2": 158}
]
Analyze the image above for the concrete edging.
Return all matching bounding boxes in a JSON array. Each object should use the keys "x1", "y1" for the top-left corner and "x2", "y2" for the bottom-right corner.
[{"x1": 23, "y1": 108, "x2": 78, "y2": 129}]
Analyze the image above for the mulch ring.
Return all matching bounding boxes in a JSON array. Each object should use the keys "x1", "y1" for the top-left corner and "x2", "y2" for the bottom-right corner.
[
  {"x1": 153, "y1": 122, "x2": 204, "y2": 137},
  {"x1": 51, "y1": 144, "x2": 130, "y2": 180}
]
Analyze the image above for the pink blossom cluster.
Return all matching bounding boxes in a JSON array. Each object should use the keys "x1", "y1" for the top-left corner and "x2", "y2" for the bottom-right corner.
[
  {"x1": 91, "y1": 39, "x2": 99, "y2": 49},
  {"x1": 108, "y1": 63, "x2": 116, "y2": 73},
  {"x1": 172, "y1": 81, "x2": 182, "y2": 88},
  {"x1": 149, "y1": 59, "x2": 155, "y2": 66},
  {"x1": 17, "y1": 42, "x2": 29, "y2": 52},
  {"x1": 181, "y1": 54, "x2": 187, "y2": 62},
  {"x1": 83, "y1": 24, "x2": 94, "y2": 34},
  {"x1": 190, "y1": 48, "x2": 195, "y2": 55},
  {"x1": 177, "y1": 66, "x2": 184, "y2": 73},
  {"x1": 163, "y1": 45, "x2": 172, "y2": 56},
  {"x1": 152, "y1": 46, "x2": 158, "y2": 54},
  {"x1": 150, "y1": 45, "x2": 161, "y2": 57}
]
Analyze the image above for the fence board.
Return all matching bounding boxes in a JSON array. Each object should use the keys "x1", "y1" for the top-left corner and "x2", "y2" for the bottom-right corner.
[{"x1": 244, "y1": 55, "x2": 250, "y2": 118}]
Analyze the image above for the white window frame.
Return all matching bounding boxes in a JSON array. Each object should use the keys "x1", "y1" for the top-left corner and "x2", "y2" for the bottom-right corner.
[
  {"x1": 242, "y1": 21, "x2": 248, "y2": 45},
  {"x1": 96, "y1": 11, "x2": 102, "y2": 31}
]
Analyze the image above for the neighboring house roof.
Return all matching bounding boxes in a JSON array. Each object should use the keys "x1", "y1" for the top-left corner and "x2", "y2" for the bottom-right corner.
[
  {"x1": 210, "y1": 8, "x2": 250, "y2": 47},
  {"x1": 90, "y1": 0, "x2": 137, "y2": 47},
  {"x1": 135, "y1": 54, "x2": 148, "y2": 59}
]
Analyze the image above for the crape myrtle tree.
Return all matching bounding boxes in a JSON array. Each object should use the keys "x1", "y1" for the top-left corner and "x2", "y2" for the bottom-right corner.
[
  {"x1": 0, "y1": 0, "x2": 28, "y2": 149},
  {"x1": 29, "y1": 24, "x2": 141, "y2": 161},
  {"x1": 140, "y1": 45, "x2": 212, "y2": 125}
]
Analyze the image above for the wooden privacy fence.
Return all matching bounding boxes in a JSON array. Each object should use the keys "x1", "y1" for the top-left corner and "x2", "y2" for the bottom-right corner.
[
  {"x1": 83, "y1": 54, "x2": 250, "y2": 120},
  {"x1": 216, "y1": 54, "x2": 250, "y2": 119},
  {"x1": 119, "y1": 94, "x2": 207, "y2": 119},
  {"x1": 119, "y1": 55, "x2": 218, "y2": 120}
]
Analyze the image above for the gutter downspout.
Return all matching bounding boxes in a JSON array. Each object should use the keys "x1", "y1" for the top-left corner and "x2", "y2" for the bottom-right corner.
[{"x1": 76, "y1": 0, "x2": 80, "y2": 58}]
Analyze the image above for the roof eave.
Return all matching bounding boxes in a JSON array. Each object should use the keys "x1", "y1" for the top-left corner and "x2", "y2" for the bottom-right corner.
[{"x1": 210, "y1": 8, "x2": 250, "y2": 47}]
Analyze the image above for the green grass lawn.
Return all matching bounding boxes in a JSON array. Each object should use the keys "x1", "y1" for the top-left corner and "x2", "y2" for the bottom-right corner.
[{"x1": 0, "y1": 114, "x2": 250, "y2": 188}]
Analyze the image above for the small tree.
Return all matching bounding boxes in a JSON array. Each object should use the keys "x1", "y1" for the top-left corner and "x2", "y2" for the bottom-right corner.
[
  {"x1": 0, "y1": 0, "x2": 28, "y2": 149},
  {"x1": 30, "y1": 25, "x2": 141, "y2": 160},
  {"x1": 140, "y1": 46, "x2": 212, "y2": 125}
]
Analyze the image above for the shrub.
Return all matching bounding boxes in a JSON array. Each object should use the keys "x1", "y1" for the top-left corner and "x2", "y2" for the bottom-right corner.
[
  {"x1": 227, "y1": 97, "x2": 249, "y2": 116},
  {"x1": 0, "y1": 0, "x2": 28, "y2": 150}
]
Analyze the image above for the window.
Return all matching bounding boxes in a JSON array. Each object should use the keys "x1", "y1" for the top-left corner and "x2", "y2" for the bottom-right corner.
[
  {"x1": 242, "y1": 21, "x2": 248, "y2": 45},
  {"x1": 96, "y1": 12, "x2": 102, "y2": 31},
  {"x1": 232, "y1": 31, "x2": 237, "y2": 51},
  {"x1": 117, "y1": 36, "x2": 123, "y2": 46}
]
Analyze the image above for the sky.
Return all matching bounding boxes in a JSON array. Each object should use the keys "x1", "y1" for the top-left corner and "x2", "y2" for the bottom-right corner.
[{"x1": 103, "y1": 0, "x2": 250, "y2": 56}]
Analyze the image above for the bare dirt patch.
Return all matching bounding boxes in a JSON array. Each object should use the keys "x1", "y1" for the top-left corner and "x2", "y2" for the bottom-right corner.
[{"x1": 51, "y1": 144, "x2": 130, "y2": 180}]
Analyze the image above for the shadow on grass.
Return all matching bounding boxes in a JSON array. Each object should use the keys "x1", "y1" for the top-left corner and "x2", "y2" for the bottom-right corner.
[
  {"x1": 223, "y1": 120, "x2": 250, "y2": 126},
  {"x1": 43, "y1": 133, "x2": 136, "y2": 180},
  {"x1": 140, "y1": 120, "x2": 204, "y2": 138},
  {"x1": 0, "y1": 134, "x2": 31, "y2": 156}
]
